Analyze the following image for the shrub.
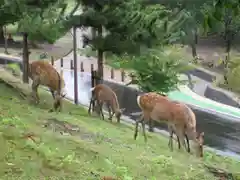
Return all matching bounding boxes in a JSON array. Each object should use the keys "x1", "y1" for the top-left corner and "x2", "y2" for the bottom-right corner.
[
  {"x1": 223, "y1": 57, "x2": 240, "y2": 93},
  {"x1": 110, "y1": 46, "x2": 191, "y2": 93}
]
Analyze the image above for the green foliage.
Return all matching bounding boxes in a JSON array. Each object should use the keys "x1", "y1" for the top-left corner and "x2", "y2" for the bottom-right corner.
[
  {"x1": 16, "y1": 0, "x2": 73, "y2": 43},
  {"x1": 110, "y1": 46, "x2": 191, "y2": 93},
  {"x1": 222, "y1": 57, "x2": 240, "y2": 93},
  {"x1": 75, "y1": 0, "x2": 190, "y2": 55},
  {"x1": 203, "y1": 0, "x2": 240, "y2": 38},
  {"x1": 5, "y1": 63, "x2": 21, "y2": 77}
]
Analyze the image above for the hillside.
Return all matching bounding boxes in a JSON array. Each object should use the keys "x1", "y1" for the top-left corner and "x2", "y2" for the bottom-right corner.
[{"x1": 0, "y1": 69, "x2": 239, "y2": 180}]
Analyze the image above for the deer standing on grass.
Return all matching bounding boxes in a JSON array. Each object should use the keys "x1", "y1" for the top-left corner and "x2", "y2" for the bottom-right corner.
[
  {"x1": 28, "y1": 60, "x2": 66, "y2": 112},
  {"x1": 88, "y1": 84, "x2": 125, "y2": 123},
  {"x1": 134, "y1": 92, "x2": 204, "y2": 157}
]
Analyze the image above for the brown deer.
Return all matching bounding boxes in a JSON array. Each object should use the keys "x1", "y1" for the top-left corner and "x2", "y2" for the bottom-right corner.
[
  {"x1": 134, "y1": 92, "x2": 204, "y2": 157},
  {"x1": 28, "y1": 60, "x2": 66, "y2": 112},
  {"x1": 88, "y1": 84, "x2": 125, "y2": 123}
]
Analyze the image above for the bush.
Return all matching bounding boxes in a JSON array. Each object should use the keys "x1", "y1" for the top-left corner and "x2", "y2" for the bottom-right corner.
[
  {"x1": 223, "y1": 57, "x2": 240, "y2": 93},
  {"x1": 110, "y1": 46, "x2": 191, "y2": 93},
  {"x1": 5, "y1": 63, "x2": 21, "y2": 77}
]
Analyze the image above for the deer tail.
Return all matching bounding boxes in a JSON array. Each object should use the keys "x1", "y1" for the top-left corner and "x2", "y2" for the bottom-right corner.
[
  {"x1": 90, "y1": 87, "x2": 95, "y2": 92},
  {"x1": 136, "y1": 95, "x2": 141, "y2": 109}
]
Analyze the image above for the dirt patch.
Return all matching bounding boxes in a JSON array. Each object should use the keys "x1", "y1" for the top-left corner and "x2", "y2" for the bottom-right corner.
[
  {"x1": 42, "y1": 118, "x2": 113, "y2": 143},
  {"x1": 41, "y1": 118, "x2": 133, "y2": 150}
]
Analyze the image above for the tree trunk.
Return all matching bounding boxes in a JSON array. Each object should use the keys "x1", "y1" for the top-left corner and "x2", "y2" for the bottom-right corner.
[
  {"x1": 4, "y1": 26, "x2": 8, "y2": 54},
  {"x1": 225, "y1": 35, "x2": 231, "y2": 68},
  {"x1": 22, "y1": 33, "x2": 29, "y2": 83},
  {"x1": 223, "y1": 36, "x2": 231, "y2": 85},
  {"x1": 194, "y1": 30, "x2": 198, "y2": 44},
  {"x1": 191, "y1": 43, "x2": 197, "y2": 58},
  {"x1": 191, "y1": 29, "x2": 198, "y2": 58},
  {"x1": 0, "y1": 25, "x2": 4, "y2": 42},
  {"x1": 97, "y1": 26, "x2": 104, "y2": 81},
  {"x1": 91, "y1": 27, "x2": 96, "y2": 39}
]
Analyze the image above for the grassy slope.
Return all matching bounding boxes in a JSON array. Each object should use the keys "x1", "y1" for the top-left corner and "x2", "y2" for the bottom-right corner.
[{"x1": 0, "y1": 74, "x2": 240, "y2": 179}]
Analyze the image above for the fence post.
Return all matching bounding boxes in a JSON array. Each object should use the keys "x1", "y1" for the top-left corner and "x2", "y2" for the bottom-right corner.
[
  {"x1": 111, "y1": 68, "x2": 114, "y2": 79},
  {"x1": 90, "y1": 64, "x2": 94, "y2": 72},
  {"x1": 51, "y1": 56, "x2": 54, "y2": 66},
  {"x1": 70, "y1": 60, "x2": 74, "y2": 70},
  {"x1": 121, "y1": 69, "x2": 125, "y2": 82},
  {"x1": 80, "y1": 62, "x2": 84, "y2": 72},
  {"x1": 91, "y1": 70, "x2": 98, "y2": 113},
  {"x1": 60, "y1": 58, "x2": 63, "y2": 68}
]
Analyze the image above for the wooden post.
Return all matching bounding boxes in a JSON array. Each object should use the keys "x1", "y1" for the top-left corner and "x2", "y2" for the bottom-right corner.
[
  {"x1": 70, "y1": 60, "x2": 74, "y2": 70},
  {"x1": 111, "y1": 68, "x2": 114, "y2": 79},
  {"x1": 91, "y1": 70, "x2": 98, "y2": 112},
  {"x1": 60, "y1": 69, "x2": 63, "y2": 82},
  {"x1": 73, "y1": 26, "x2": 78, "y2": 105},
  {"x1": 51, "y1": 56, "x2": 54, "y2": 66},
  {"x1": 121, "y1": 69, "x2": 125, "y2": 82},
  {"x1": 60, "y1": 58, "x2": 63, "y2": 68},
  {"x1": 80, "y1": 62, "x2": 84, "y2": 72},
  {"x1": 22, "y1": 32, "x2": 29, "y2": 83},
  {"x1": 90, "y1": 64, "x2": 94, "y2": 72}
]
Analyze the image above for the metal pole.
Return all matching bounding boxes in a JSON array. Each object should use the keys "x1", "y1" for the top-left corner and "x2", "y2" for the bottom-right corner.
[
  {"x1": 22, "y1": 32, "x2": 29, "y2": 83},
  {"x1": 73, "y1": 26, "x2": 78, "y2": 104}
]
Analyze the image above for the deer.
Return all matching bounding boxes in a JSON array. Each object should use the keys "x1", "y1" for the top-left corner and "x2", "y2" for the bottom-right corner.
[
  {"x1": 28, "y1": 60, "x2": 66, "y2": 112},
  {"x1": 134, "y1": 92, "x2": 205, "y2": 157},
  {"x1": 88, "y1": 84, "x2": 125, "y2": 123}
]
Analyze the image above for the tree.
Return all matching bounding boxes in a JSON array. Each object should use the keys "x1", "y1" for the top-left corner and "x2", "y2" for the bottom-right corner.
[
  {"x1": 15, "y1": 0, "x2": 79, "y2": 83},
  {"x1": 202, "y1": 0, "x2": 240, "y2": 83},
  {"x1": 68, "y1": 0, "x2": 189, "y2": 80},
  {"x1": 0, "y1": 1, "x2": 23, "y2": 41}
]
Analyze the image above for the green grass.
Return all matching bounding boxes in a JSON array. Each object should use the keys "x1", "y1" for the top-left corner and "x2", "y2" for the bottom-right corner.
[{"x1": 0, "y1": 71, "x2": 240, "y2": 179}]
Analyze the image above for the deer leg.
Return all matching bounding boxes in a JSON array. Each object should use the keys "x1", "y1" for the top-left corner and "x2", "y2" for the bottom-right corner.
[
  {"x1": 31, "y1": 77, "x2": 40, "y2": 104},
  {"x1": 88, "y1": 98, "x2": 94, "y2": 115},
  {"x1": 175, "y1": 127, "x2": 185, "y2": 151},
  {"x1": 141, "y1": 120, "x2": 147, "y2": 143},
  {"x1": 97, "y1": 100, "x2": 104, "y2": 120},
  {"x1": 50, "y1": 89, "x2": 55, "y2": 99},
  {"x1": 185, "y1": 134, "x2": 190, "y2": 153},
  {"x1": 134, "y1": 114, "x2": 144, "y2": 140},
  {"x1": 148, "y1": 119, "x2": 154, "y2": 132},
  {"x1": 54, "y1": 95, "x2": 62, "y2": 112},
  {"x1": 168, "y1": 126, "x2": 174, "y2": 151},
  {"x1": 134, "y1": 119, "x2": 140, "y2": 140},
  {"x1": 177, "y1": 134, "x2": 189, "y2": 152},
  {"x1": 107, "y1": 103, "x2": 113, "y2": 121}
]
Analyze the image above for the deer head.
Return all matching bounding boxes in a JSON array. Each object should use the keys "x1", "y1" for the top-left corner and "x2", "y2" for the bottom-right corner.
[
  {"x1": 196, "y1": 132, "x2": 204, "y2": 157},
  {"x1": 115, "y1": 108, "x2": 125, "y2": 123}
]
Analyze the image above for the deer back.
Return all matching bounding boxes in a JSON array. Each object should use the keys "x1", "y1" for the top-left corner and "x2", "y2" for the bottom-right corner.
[
  {"x1": 137, "y1": 92, "x2": 170, "y2": 113},
  {"x1": 93, "y1": 84, "x2": 120, "y2": 110},
  {"x1": 29, "y1": 61, "x2": 65, "y2": 91},
  {"x1": 137, "y1": 92, "x2": 187, "y2": 124}
]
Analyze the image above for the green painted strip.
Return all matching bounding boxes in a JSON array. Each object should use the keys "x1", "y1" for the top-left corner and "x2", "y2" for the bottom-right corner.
[{"x1": 168, "y1": 90, "x2": 240, "y2": 118}]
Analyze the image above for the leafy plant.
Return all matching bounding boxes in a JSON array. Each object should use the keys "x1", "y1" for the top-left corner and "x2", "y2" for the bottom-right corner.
[
  {"x1": 5, "y1": 63, "x2": 21, "y2": 77},
  {"x1": 105, "y1": 159, "x2": 133, "y2": 180},
  {"x1": 223, "y1": 57, "x2": 240, "y2": 93},
  {"x1": 110, "y1": 46, "x2": 192, "y2": 93}
]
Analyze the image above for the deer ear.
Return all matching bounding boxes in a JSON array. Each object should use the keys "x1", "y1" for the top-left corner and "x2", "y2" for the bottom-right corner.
[
  {"x1": 120, "y1": 108, "x2": 125, "y2": 112},
  {"x1": 61, "y1": 93, "x2": 67, "y2": 98}
]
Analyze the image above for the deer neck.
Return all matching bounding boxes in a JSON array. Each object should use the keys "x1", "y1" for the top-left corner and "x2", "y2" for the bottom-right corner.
[{"x1": 111, "y1": 93, "x2": 120, "y2": 112}]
